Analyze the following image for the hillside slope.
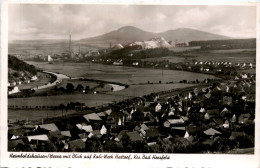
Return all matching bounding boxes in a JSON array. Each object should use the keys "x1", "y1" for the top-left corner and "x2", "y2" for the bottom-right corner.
[
  {"x1": 81, "y1": 26, "x2": 230, "y2": 47},
  {"x1": 8, "y1": 55, "x2": 37, "y2": 82}
]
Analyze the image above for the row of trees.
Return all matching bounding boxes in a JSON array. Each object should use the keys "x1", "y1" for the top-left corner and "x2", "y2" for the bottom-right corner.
[{"x1": 55, "y1": 83, "x2": 90, "y2": 94}]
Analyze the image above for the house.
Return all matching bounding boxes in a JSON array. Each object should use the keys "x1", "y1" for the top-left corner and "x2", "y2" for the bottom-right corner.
[
  {"x1": 222, "y1": 96, "x2": 232, "y2": 105},
  {"x1": 199, "y1": 107, "x2": 206, "y2": 113},
  {"x1": 61, "y1": 131, "x2": 71, "y2": 138},
  {"x1": 31, "y1": 75, "x2": 38, "y2": 81},
  {"x1": 100, "y1": 125, "x2": 107, "y2": 135},
  {"x1": 68, "y1": 139, "x2": 85, "y2": 151},
  {"x1": 104, "y1": 109, "x2": 112, "y2": 116},
  {"x1": 229, "y1": 132, "x2": 245, "y2": 140},
  {"x1": 76, "y1": 123, "x2": 93, "y2": 132},
  {"x1": 127, "y1": 131, "x2": 143, "y2": 141},
  {"x1": 114, "y1": 130, "x2": 128, "y2": 142},
  {"x1": 213, "y1": 118, "x2": 224, "y2": 126},
  {"x1": 145, "y1": 129, "x2": 159, "y2": 138},
  {"x1": 83, "y1": 113, "x2": 102, "y2": 122},
  {"x1": 39, "y1": 123, "x2": 59, "y2": 132},
  {"x1": 8, "y1": 139, "x2": 24, "y2": 151},
  {"x1": 238, "y1": 114, "x2": 251, "y2": 124},
  {"x1": 155, "y1": 103, "x2": 162, "y2": 112},
  {"x1": 204, "y1": 109, "x2": 220, "y2": 119},
  {"x1": 220, "y1": 108, "x2": 232, "y2": 118},
  {"x1": 48, "y1": 130, "x2": 64, "y2": 140},
  {"x1": 88, "y1": 130, "x2": 102, "y2": 138},
  {"x1": 203, "y1": 128, "x2": 222, "y2": 136},
  {"x1": 97, "y1": 112, "x2": 106, "y2": 118},
  {"x1": 164, "y1": 118, "x2": 185, "y2": 128},
  {"x1": 27, "y1": 134, "x2": 49, "y2": 144},
  {"x1": 8, "y1": 128, "x2": 24, "y2": 140},
  {"x1": 231, "y1": 114, "x2": 237, "y2": 123},
  {"x1": 8, "y1": 86, "x2": 19, "y2": 95},
  {"x1": 223, "y1": 120, "x2": 230, "y2": 128},
  {"x1": 78, "y1": 133, "x2": 88, "y2": 142}
]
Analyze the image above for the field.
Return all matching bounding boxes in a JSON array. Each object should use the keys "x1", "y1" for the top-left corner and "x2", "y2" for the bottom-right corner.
[
  {"x1": 8, "y1": 40, "x2": 98, "y2": 56},
  {"x1": 8, "y1": 83, "x2": 196, "y2": 121},
  {"x1": 140, "y1": 48, "x2": 256, "y2": 65},
  {"x1": 26, "y1": 61, "x2": 215, "y2": 85},
  {"x1": 141, "y1": 56, "x2": 186, "y2": 63},
  {"x1": 187, "y1": 49, "x2": 256, "y2": 64}
]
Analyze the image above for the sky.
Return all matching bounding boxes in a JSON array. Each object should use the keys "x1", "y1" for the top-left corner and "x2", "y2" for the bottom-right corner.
[{"x1": 8, "y1": 4, "x2": 256, "y2": 41}]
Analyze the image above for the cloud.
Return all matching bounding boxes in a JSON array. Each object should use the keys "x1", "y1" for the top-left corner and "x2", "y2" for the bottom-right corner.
[{"x1": 8, "y1": 4, "x2": 256, "y2": 41}]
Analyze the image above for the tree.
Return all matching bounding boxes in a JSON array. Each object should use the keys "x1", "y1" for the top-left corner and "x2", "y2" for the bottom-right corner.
[
  {"x1": 59, "y1": 104, "x2": 65, "y2": 117},
  {"x1": 66, "y1": 83, "x2": 74, "y2": 93},
  {"x1": 76, "y1": 84, "x2": 84, "y2": 92},
  {"x1": 99, "y1": 82, "x2": 105, "y2": 88}
]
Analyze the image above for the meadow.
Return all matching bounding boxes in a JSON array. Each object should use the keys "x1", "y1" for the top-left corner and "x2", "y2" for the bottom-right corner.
[
  {"x1": 26, "y1": 61, "x2": 215, "y2": 85},
  {"x1": 187, "y1": 49, "x2": 256, "y2": 64},
  {"x1": 8, "y1": 83, "x2": 195, "y2": 120}
]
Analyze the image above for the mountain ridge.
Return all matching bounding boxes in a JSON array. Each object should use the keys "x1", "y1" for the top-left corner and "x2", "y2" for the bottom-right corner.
[{"x1": 81, "y1": 26, "x2": 230, "y2": 45}]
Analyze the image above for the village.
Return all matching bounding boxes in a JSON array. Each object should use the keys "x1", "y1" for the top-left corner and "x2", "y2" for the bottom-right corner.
[{"x1": 8, "y1": 69, "x2": 255, "y2": 153}]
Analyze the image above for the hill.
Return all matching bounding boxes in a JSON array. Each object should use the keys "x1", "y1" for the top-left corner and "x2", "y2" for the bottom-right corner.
[
  {"x1": 81, "y1": 26, "x2": 230, "y2": 48},
  {"x1": 8, "y1": 55, "x2": 37, "y2": 82}
]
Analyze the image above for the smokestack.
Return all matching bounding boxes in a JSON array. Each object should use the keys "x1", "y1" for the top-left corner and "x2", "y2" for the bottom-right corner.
[
  {"x1": 69, "y1": 34, "x2": 71, "y2": 58},
  {"x1": 79, "y1": 41, "x2": 81, "y2": 55}
]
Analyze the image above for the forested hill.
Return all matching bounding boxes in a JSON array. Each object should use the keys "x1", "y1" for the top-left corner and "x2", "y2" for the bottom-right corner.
[{"x1": 8, "y1": 55, "x2": 37, "y2": 75}]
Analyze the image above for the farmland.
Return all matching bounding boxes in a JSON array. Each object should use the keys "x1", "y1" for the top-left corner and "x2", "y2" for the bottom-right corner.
[
  {"x1": 26, "y1": 61, "x2": 215, "y2": 84},
  {"x1": 185, "y1": 49, "x2": 256, "y2": 64},
  {"x1": 9, "y1": 47, "x2": 255, "y2": 121},
  {"x1": 142, "y1": 48, "x2": 256, "y2": 64},
  {"x1": 8, "y1": 40, "x2": 98, "y2": 56},
  {"x1": 8, "y1": 60, "x2": 216, "y2": 120}
]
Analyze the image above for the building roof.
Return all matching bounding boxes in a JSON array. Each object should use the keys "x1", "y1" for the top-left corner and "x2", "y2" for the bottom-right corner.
[
  {"x1": 48, "y1": 130, "x2": 63, "y2": 138},
  {"x1": 145, "y1": 129, "x2": 159, "y2": 138},
  {"x1": 97, "y1": 112, "x2": 106, "y2": 117},
  {"x1": 27, "y1": 134, "x2": 49, "y2": 142},
  {"x1": 61, "y1": 131, "x2": 71, "y2": 137},
  {"x1": 213, "y1": 118, "x2": 224, "y2": 125},
  {"x1": 9, "y1": 128, "x2": 24, "y2": 137},
  {"x1": 186, "y1": 125, "x2": 204, "y2": 135},
  {"x1": 39, "y1": 123, "x2": 59, "y2": 132},
  {"x1": 127, "y1": 131, "x2": 143, "y2": 141},
  {"x1": 117, "y1": 130, "x2": 128, "y2": 140},
  {"x1": 203, "y1": 128, "x2": 222, "y2": 136},
  {"x1": 68, "y1": 139, "x2": 85, "y2": 149},
  {"x1": 83, "y1": 113, "x2": 102, "y2": 121},
  {"x1": 91, "y1": 130, "x2": 101, "y2": 136},
  {"x1": 78, "y1": 133, "x2": 88, "y2": 139},
  {"x1": 168, "y1": 118, "x2": 184, "y2": 125},
  {"x1": 140, "y1": 123, "x2": 149, "y2": 131},
  {"x1": 8, "y1": 139, "x2": 24, "y2": 150},
  {"x1": 229, "y1": 132, "x2": 245, "y2": 140},
  {"x1": 171, "y1": 126, "x2": 186, "y2": 131},
  {"x1": 206, "y1": 109, "x2": 220, "y2": 115},
  {"x1": 105, "y1": 109, "x2": 112, "y2": 116}
]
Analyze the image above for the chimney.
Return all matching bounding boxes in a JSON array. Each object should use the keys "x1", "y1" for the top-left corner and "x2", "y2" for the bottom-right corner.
[{"x1": 69, "y1": 34, "x2": 72, "y2": 58}]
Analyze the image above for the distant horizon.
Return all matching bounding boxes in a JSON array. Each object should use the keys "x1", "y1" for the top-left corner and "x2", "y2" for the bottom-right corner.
[
  {"x1": 8, "y1": 25, "x2": 256, "y2": 43},
  {"x1": 9, "y1": 4, "x2": 256, "y2": 41}
]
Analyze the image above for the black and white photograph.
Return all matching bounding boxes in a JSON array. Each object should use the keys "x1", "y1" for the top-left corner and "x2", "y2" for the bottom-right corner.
[{"x1": 1, "y1": 2, "x2": 259, "y2": 167}]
